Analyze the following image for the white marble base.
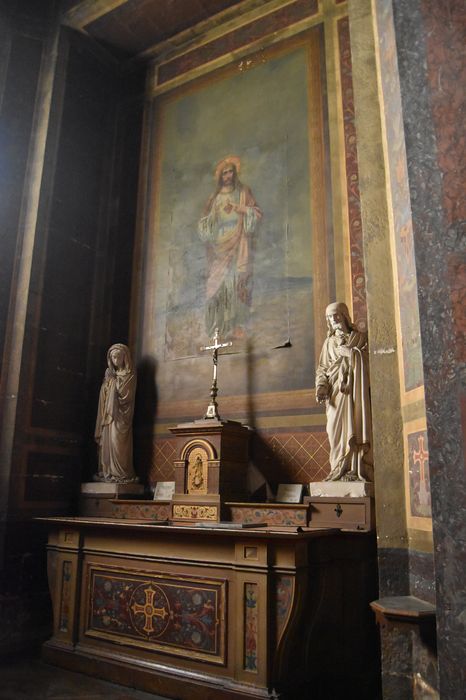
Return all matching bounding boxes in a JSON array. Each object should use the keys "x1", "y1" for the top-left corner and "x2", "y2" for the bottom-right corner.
[
  {"x1": 308, "y1": 481, "x2": 374, "y2": 498},
  {"x1": 80, "y1": 482, "x2": 145, "y2": 497}
]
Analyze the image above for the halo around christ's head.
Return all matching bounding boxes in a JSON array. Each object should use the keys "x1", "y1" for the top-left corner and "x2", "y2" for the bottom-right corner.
[{"x1": 214, "y1": 155, "x2": 241, "y2": 180}]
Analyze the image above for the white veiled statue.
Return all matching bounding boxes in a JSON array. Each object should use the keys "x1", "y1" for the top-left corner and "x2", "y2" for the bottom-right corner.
[
  {"x1": 94, "y1": 343, "x2": 137, "y2": 483},
  {"x1": 316, "y1": 302, "x2": 373, "y2": 482}
]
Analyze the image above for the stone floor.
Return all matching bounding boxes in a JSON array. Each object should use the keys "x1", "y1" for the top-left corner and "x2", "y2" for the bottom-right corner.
[{"x1": 0, "y1": 650, "x2": 168, "y2": 700}]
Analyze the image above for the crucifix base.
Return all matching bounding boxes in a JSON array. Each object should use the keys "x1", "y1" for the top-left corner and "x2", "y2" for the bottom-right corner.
[
  {"x1": 204, "y1": 402, "x2": 220, "y2": 420},
  {"x1": 169, "y1": 418, "x2": 250, "y2": 524}
]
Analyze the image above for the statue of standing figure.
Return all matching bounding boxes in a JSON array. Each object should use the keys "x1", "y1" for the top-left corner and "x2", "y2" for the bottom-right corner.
[
  {"x1": 316, "y1": 302, "x2": 373, "y2": 482},
  {"x1": 94, "y1": 343, "x2": 138, "y2": 483}
]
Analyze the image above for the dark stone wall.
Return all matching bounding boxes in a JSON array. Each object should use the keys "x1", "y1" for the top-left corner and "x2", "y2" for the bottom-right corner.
[
  {"x1": 376, "y1": 549, "x2": 437, "y2": 698},
  {"x1": 108, "y1": 71, "x2": 145, "y2": 347},
  {"x1": 392, "y1": 0, "x2": 466, "y2": 697},
  {"x1": 0, "y1": 8, "x2": 144, "y2": 652},
  {"x1": 13, "y1": 26, "x2": 145, "y2": 503},
  {"x1": 82, "y1": 63, "x2": 145, "y2": 481},
  {"x1": 409, "y1": 550, "x2": 436, "y2": 606},
  {"x1": 0, "y1": 17, "x2": 42, "y2": 377},
  {"x1": 29, "y1": 33, "x2": 120, "y2": 435},
  {"x1": 0, "y1": 0, "x2": 59, "y2": 655}
]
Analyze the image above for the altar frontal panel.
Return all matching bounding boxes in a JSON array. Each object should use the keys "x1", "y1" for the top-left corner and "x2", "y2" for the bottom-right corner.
[{"x1": 84, "y1": 565, "x2": 226, "y2": 664}]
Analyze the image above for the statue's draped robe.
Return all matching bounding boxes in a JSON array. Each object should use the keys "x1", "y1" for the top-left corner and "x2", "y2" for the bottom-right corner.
[
  {"x1": 198, "y1": 184, "x2": 261, "y2": 336},
  {"x1": 95, "y1": 369, "x2": 136, "y2": 482},
  {"x1": 316, "y1": 330, "x2": 373, "y2": 481}
]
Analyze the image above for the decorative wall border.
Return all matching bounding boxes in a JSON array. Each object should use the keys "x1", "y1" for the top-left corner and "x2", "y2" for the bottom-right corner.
[
  {"x1": 337, "y1": 16, "x2": 367, "y2": 332},
  {"x1": 148, "y1": 0, "x2": 323, "y2": 96},
  {"x1": 157, "y1": 0, "x2": 318, "y2": 87},
  {"x1": 372, "y1": 0, "x2": 431, "y2": 541},
  {"x1": 374, "y1": 0, "x2": 424, "y2": 399}
]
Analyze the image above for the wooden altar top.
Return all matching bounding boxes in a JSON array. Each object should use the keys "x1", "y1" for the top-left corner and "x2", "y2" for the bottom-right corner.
[{"x1": 38, "y1": 515, "x2": 338, "y2": 539}]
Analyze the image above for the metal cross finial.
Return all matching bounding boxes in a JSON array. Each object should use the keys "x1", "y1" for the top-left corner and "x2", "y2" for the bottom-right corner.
[{"x1": 200, "y1": 328, "x2": 232, "y2": 419}]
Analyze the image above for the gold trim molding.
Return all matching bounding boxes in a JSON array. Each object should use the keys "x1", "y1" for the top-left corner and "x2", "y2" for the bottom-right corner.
[
  {"x1": 172, "y1": 504, "x2": 218, "y2": 520},
  {"x1": 181, "y1": 438, "x2": 217, "y2": 462}
]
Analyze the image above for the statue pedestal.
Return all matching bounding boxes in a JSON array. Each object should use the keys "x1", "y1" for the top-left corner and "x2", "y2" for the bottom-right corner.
[
  {"x1": 308, "y1": 481, "x2": 374, "y2": 498},
  {"x1": 305, "y1": 481, "x2": 375, "y2": 531},
  {"x1": 79, "y1": 482, "x2": 145, "y2": 517},
  {"x1": 170, "y1": 418, "x2": 250, "y2": 524}
]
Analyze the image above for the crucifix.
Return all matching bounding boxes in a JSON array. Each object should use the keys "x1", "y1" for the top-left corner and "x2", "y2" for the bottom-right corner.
[
  {"x1": 200, "y1": 328, "x2": 232, "y2": 420},
  {"x1": 131, "y1": 586, "x2": 168, "y2": 635}
]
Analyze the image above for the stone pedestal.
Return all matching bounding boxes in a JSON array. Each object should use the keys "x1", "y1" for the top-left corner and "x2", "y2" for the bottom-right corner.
[
  {"x1": 305, "y1": 481, "x2": 374, "y2": 531},
  {"x1": 308, "y1": 481, "x2": 374, "y2": 498},
  {"x1": 305, "y1": 480, "x2": 375, "y2": 531},
  {"x1": 79, "y1": 482, "x2": 145, "y2": 517}
]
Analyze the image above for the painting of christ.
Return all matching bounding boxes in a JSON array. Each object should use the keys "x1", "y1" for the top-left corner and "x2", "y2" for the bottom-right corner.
[
  {"x1": 198, "y1": 156, "x2": 262, "y2": 339},
  {"x1": 138, "y1": 30, "x2": 331, "y2": 405}
]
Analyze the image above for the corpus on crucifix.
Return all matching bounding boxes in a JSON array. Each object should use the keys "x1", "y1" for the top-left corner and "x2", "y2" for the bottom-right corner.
[{"x1": 200, "y1": 328, "x2": 232, "y2": 420}]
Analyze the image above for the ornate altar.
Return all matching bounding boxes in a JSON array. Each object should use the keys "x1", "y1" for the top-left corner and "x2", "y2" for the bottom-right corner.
[
  {"x1": 42, "y1": 331, "x2": 379, "y2": 698},
  {"x1": 40, "y1": 517, "x2": 369, "y2": 700}
]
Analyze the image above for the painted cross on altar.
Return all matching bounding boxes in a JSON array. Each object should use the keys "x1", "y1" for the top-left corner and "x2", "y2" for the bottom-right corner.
[
  {"x1": 131, "y1": 586, "x2": 168, "y2": 635},
  {"x1": 200, "y1": 327, "x2": 232, "y2": 420}
]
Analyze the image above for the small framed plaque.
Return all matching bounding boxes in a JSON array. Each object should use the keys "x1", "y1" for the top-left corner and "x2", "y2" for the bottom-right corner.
[
  {"x1": 276, "y1": 483, "x2": 304, "y2": 503},
  {"x1": 153, "y1": 481, "x2": 176, "y2": 501}
]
